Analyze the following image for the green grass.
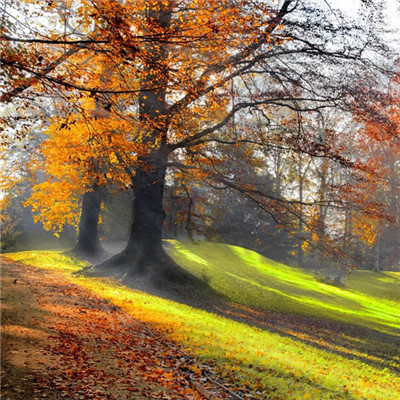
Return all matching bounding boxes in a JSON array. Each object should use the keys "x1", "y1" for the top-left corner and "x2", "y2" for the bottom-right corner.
[
  {"x1": 5, "y1": 250, "x2": 89, "y2": 273},
  {"x1": 4, "y1": 242, "x2": 400, "y2": 400},
  {"x1": 168, "y1": 241, "x2": 400, "y2": 334}
]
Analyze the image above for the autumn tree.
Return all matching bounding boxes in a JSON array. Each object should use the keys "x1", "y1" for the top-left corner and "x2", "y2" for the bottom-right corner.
[
  {"x1": 1, "y1": 0, "x2": 395, "y2": 282},
  {"x1": 1, "y1": 5, "x2": 133, "y2": 259},
  {"x1": 24, "y1": 91, "x2": 136, "y2": 260},
  {"x1": 0, "y1": 88, "x2": 114, "y2": 260},
  {"x1": 0, "y1": 84, "x2": 65, "y2": 251},
  {"x1": 350, "y1": 75, "x2": 400, "y2": 271}
]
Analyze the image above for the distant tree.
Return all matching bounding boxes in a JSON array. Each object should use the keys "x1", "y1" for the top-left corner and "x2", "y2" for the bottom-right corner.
[
  {"x1": 24, "y1": 93, "x2": 134, "y2": 259},
  {"x1": 354, "y1": 75, "x2": 400, "y2": 271}
]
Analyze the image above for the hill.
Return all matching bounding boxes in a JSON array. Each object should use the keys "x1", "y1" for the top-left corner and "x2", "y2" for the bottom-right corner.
[{"x1": 4, "y1": 241, "x2": 400, "y2": 399}]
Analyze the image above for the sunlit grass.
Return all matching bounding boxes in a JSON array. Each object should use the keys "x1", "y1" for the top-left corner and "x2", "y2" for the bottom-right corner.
[
  {"x1": 168, "y1": 241, "x2": 400, "y2": 334},
  {"x1": 4, "y1": 243, "x2": 400, "y2": 400},
  {"x1": 6, "y1": 250, "x2": 89, "y2": 273}
]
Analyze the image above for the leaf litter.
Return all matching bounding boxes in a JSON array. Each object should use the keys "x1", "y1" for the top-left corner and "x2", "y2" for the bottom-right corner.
[{"x1": 1, "y1": 258, "x2": 248, "y2": 400}]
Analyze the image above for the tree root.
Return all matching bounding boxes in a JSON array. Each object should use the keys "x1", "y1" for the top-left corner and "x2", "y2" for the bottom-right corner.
[
  {"x1": 66, "y1": 243, "x2": 109, "y2": 263},
  {"x1": 76, "y1": 248, "x2": 206, "y2": 289}
]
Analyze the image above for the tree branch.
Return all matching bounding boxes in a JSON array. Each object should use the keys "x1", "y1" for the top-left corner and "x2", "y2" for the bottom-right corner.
[{"x1": 168, "y1": 0, "x2": 295, "y2": 115}]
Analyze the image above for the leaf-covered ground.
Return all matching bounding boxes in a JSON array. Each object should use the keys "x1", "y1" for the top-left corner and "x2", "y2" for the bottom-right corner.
[
  {"x1": 0, "y1": 258, "x2": 234, "y2": 400},
  {"x1": 3, "y1": 241, "x2": 400, "y2": 399}
]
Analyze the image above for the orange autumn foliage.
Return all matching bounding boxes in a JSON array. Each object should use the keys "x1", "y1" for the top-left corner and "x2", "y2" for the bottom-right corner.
[{"x1": 8, "y1": 0, "x2": 287, "y2": 233}]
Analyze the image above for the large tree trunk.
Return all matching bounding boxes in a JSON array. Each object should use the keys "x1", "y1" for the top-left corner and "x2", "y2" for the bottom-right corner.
[
  {"x1": 103, "y1": 149, "x2": 169, "y2": 274},
  {"x1": 94, "y1": 153, "x2": 191, "y2": 279},
  {"x1": 93, "y1": 148, "x2": 197, "y2": 284},
  {"x1": 84, "y1": 2, "x2": 200, "y2": 286},
  {"x1": 70, "y1": 185, "x2": 106, "y2": 261}
]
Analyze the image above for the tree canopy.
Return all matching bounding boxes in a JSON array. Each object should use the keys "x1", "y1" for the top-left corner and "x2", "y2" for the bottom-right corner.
[{"x1": 1, "y1": 0, "x2": 399, "y2": 277}]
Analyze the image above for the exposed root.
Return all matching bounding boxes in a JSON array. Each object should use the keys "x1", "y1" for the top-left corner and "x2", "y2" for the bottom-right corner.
[
  {"x1": 66, "y1": 243, "x2": 109, "y2": 263},
  {"x1": 77, "y1": 248, "x2": 205, "y2": 288}
]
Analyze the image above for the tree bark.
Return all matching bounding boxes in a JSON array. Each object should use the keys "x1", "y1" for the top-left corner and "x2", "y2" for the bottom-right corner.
[
  {"x1": 88, "y1": 2, "x2": 200, "y2": 285},
  {"x1": 374, "y1": 228, "x2": 381, "y2": 272},
  {"x1": 116, "y1": 147, "x2": 170, "y2": 276},
  {"x1": 94, "y1": 146, "x2": 197, "y2": 284},
  {"x1": 71, "y1": 185, "x2": 106, "y2": 260}
]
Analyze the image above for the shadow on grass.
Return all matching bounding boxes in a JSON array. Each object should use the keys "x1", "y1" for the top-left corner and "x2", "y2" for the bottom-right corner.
[
  {"x1": 113, "y1": 265, "x2": 400, "y2": 377},
  {"x1": 213, "y1": 301, "x2": 400, "y2": 375},
  {"x1": 58, "y1": 242, "x2": 400, "y2": 386},
  {"x1": 3, "y1": 253, "x2": 397, "y2": 399},
  {"x1": 115, "y1": 243, "x2": 400, "y2": 377}
]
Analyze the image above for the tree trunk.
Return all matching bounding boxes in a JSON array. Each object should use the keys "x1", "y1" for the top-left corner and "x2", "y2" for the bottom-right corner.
[
  {"x1": 93, "y1": 149, "x2": 197, "y2": 284},
  {"x1": 115, "y1": 148, "x2": 170, "y2": 276},
  {"x1": 86, "y1": 2, "x2": 201, "y2": 286},
  {"x1": 374, "y1": 228, "x2": 381, "y2": 272},
  {"x1": 297, "y1": 154, "x2": 304, "y2": 267},
  {"x1": 71, "y1": 185, "x2": 106, "y2": 260}
]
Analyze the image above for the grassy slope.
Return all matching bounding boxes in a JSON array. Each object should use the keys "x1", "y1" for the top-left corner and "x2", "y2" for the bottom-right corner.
[
  {"x1": 168, "y1": 241, "x2": 400, "y2": 333},
  {"x1": 4, "y1": 241, "x2": 400, "y2": 400}
]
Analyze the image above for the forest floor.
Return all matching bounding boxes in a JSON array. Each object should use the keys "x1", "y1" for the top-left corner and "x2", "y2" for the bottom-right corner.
[{"x1": 0, "y1": 258, "x2": 234, "y2": 400}]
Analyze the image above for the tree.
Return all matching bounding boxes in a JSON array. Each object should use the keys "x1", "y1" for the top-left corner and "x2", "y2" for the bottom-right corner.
[
  {"x1": 1, "y1": 0, "x2": 394, "y2": 282},
  {"x1": 353, "y1": 74, "x2": 400, "y2": 270},
  {"x1": 0, "y1": 15, "x2": 99, "y2": 257},
  {"x1": 24, "y1": 92, "x2": 134, "y2": 260}
]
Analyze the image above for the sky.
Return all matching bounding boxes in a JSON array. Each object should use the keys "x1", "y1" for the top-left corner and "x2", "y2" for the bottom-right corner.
[
  {"x1": 330, "y1": 0, "x2": 400, "y2": 24},
  {"x1": 324, "y1": 0, "x2": 400, "y2": 51}
]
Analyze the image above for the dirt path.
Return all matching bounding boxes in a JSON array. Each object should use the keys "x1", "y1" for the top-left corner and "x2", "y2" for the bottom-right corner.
[{"x1": 0, "y1": 259, "x2": 228, "y2": 400}]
